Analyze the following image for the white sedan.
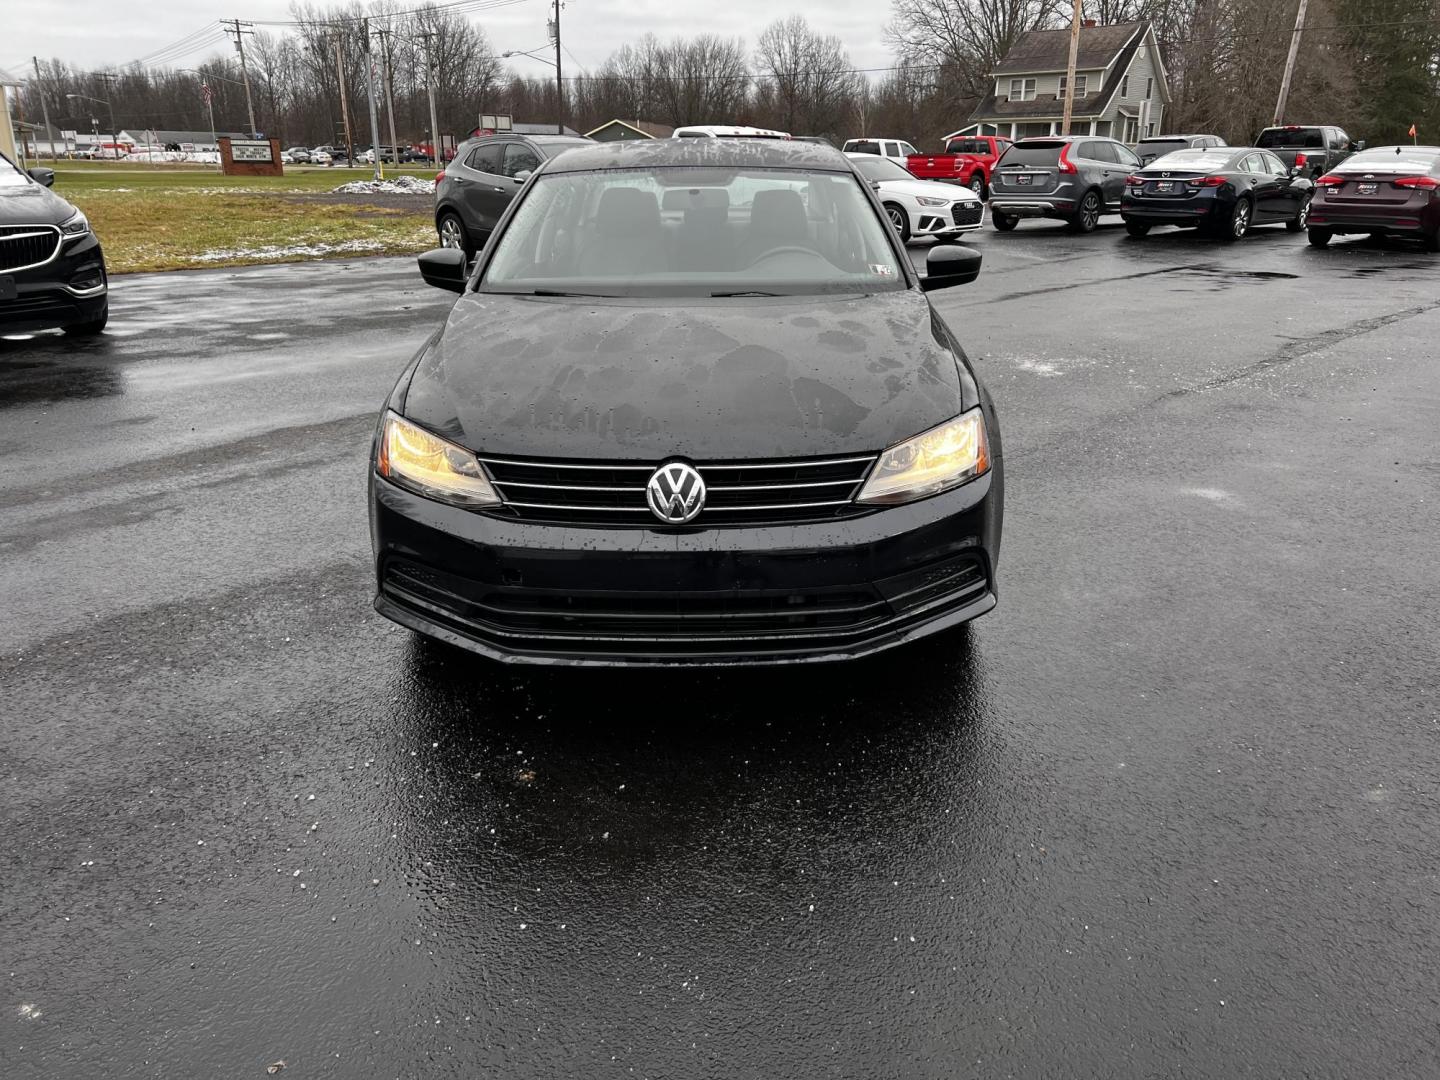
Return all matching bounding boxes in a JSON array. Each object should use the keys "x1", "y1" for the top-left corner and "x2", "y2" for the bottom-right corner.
[{"x1": 847, "y1": 153, "x2": 984, "y2": 243}]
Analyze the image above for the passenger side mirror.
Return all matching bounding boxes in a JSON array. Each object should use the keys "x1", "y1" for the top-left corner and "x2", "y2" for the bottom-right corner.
[
  {"x1": 1353, "y1": 140, "x2": 1366, "y2": 151},
  {"x1": 418, "y1": 247, "x2": 468, "y2": 293},
  {"x1": 921, "y1": 245, "x2": 981, "y2": 292},
  {"x1": 27, "y1": 167, "x2": 55, "y2": 187}
]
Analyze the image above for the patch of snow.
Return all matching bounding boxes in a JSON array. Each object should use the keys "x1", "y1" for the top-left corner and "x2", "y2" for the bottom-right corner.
[
  {"x1": 187, "y1": 239, "x2": 390, "y2": 263},
  {"x1": 331, "y1": 176, "x2": 435, "y2": 195}
]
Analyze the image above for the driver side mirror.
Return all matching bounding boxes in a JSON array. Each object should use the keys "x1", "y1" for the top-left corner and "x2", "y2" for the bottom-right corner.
[
  {"x1": 921, "y1": 245, "x2": 981, "y2": 292},
  {"x1": 1353, "y1": 140, "x2": 1366, "y2": 152},
  {"x1": 418, "y1": 247, "x2": 468, "y2": 293},
  {"x1": 27, "y1": 167, "x2": 55, "y2": 187},
  {"x1": 513, "y1": 170, "x2": 532, "y2": 184}
]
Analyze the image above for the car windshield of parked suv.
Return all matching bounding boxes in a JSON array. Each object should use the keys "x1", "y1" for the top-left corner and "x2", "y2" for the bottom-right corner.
[
  {"x1": 1144, "y1": 149, "x2": 1236, "y2": 172},
  {"x1": 0, "y1": 153, "x2": 31, "y2": 187},
  {"x1": 998, "y1": 141, "x2": 1065, "y2": 166},
  {"x1": 1331, "y1": 147, "x2": 1440, "y2": 172},
  {"x1": 850, "y1": 156, "x2": 915, "y2": 183},
  {"x1": 480, "y1": 166, "x2": 905, "y2": 298},
  {"x1": 1257, "y1": 127, "x2": 1325, "y2": 149}
]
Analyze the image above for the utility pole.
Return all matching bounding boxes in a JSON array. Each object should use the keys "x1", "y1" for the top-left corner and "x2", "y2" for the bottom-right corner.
[
  {"x1": 552, "y1": 0, "x2": 564, "y2": 134},
  {"x1": 361, "y1": 18, "x2": 384, "y2": 180},
  {"x1": 98, "y1": 72, "x2": 120, "y2": 158},
  {"x1": 31, "y1": 58, "x2": 55, "y2": 160},
  {"x1": 223, "y1": 19, "x2": 259, "y2": 137},
  {"x1": 334, "y1": 31, "x2": 355, "y2": 165},
  {"x1": 378, "y1": 26, "x2": 400, "y2": 166},
  {"x1": 1060, "y1": 0, "x2": 1082, "y2": 136},
  {"x1": 1272, "y1": 0, "x2": 1309, "y2": 126},
  {"x1": 421, "y1": 31, "x2": 442, "y2": 168}
]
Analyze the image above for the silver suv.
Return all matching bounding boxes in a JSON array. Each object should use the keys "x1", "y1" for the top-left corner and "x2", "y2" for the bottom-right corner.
[
  {"x1": 434, "y1": 133, "x2": 591, "y2": 254},
  {"x1": 989, "y1": 136, "x2": 1141, "y2": 233}
]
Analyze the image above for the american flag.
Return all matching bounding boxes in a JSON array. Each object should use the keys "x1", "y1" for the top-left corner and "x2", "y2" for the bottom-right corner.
[{"x1": 201, "y1": 83, "x2": 214, "y2": 105}]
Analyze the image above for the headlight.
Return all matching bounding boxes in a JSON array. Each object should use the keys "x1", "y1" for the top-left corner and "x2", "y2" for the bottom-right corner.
[
  {"x1": 60, "y1": 211, "x2": 90, "y2": 236},
  {"x1": 376, "y1": 412, "x2": 501, "y2": 508},
  {"x1": 915, "y1": 196, "x2": 949, "y2": 207},
  {"x1": 856, "y1": 409, "x2": 990, "y2": 505}
]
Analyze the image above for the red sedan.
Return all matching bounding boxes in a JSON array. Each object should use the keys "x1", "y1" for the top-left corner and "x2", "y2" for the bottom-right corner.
[{"x1": 1308, "y1": 144, "x2": 1440, "y2": 250}]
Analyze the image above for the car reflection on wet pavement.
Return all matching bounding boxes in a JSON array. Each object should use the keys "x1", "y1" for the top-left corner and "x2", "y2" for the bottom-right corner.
[{"x1": 4, "y1": 236, "x2": 1440, "y2": 1078}]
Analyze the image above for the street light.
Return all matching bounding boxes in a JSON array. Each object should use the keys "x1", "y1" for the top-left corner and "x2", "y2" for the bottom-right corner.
[
  {"x1": 502, "y1": 48, "x2": 564, "y2": 134},
  {"x1": 66, "y1": 92, "x2": 117, "y2": 159}
]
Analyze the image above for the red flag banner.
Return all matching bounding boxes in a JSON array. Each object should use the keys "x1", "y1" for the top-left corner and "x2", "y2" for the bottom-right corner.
[{"x1": 1409, "y1": 123, "x2": 1418, "y2": 137}]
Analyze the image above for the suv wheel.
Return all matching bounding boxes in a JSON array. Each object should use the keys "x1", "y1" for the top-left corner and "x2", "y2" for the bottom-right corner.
[
  {"x1": 64, "y1": 302, "x2": 109, "y2": 336},
  {"x1": 1068, "y1": 190, "x2": 1102, "y2": 233},
  {"x1": 437, "y1": 211, "x2": 474, "y2": 256},
  {"x1": 992, "y1": 211, "x2": 1017, "y2": 232}
]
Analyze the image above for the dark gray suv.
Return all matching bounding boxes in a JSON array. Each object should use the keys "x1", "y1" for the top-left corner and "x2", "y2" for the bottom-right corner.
[
  {"x1": 434, "y1": 133, "x2": 591, "y2": 254},
  {"x1": 989, "y1": 136, "x2": 1142, "y2": 233}
]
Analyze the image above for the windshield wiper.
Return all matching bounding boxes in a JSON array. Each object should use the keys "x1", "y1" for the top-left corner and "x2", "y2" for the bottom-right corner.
[
  {"x1": 710, "y1": 290, "x2": 784, "y2": 297},
  {"x1": 526, "y1": 288, "x2": 619, "y2": 298}
]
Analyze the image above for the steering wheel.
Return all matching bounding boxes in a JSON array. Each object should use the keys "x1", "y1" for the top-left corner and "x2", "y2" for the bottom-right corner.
[{"x1": 747, "y1": 245, "x2": 816, "y2": 265}]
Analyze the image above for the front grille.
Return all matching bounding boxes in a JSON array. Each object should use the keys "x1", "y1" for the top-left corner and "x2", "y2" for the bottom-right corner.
[
  {"x1": 481, "y1": 453, "x2": 877, "y2": 527},
  {"x1": 0, "y1": 225, "x2": 62, "y2": 273},
  {"x1": 952, "y1": 202, "x2": 983, "y2": 226}
]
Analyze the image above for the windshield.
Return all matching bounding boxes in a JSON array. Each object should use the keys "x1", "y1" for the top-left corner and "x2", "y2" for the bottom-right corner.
[
  {"x1": 998, "y1": 141, "x2": 1065, "y2": 167},
  {"x1": 1145, "y1": 150, "x2": 1236, "y2": 172},
  {"x1": 1333, "y1": 148, "x2": 1440, "y2": 173},
  {"x1": 851, "y1": 156, "x2": 915, "y2": 183},
  {"x1": 0, "y1": 153, "x2": 30, "y2": 187},
  {"x1": 1257, "y1": 127, "x2": 1324, "y2": 149},
  {"x1": 480, "y1": 166, "x2": 906, "y2": 298}
]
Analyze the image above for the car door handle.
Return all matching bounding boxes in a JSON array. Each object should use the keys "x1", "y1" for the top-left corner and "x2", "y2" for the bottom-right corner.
[{"x1": 453, "y1": 176, "x2": 469, "y2": 184}]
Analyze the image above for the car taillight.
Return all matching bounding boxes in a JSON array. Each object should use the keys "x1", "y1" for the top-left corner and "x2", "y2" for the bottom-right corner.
[
  {"x1": 1294, "y1": 153, "x2": 1307, "y2": 168},
  {"x1": 1185, "y1": 176, "x2": 1229, "y2": 188},
  {"x1": 1316, "y1": 173, "x2": 1344, "y2": 186},
  {"x1": 1393, "y1": 176, "x2": 1440, "y2": 189},
  {"x1": 1058, "y1": 143, "x2": 1077, "y2": 174},
  {"x1": 436, "y1": 170, "x2": 446, "y2": 183},
  {"x1": 1125, "y1": 174, "x2": 1145, "y2": 186}
]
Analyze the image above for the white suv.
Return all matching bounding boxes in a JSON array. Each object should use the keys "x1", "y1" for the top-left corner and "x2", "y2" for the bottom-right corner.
[{"x1": 842, "y1": 138, "x2": 919, "y2": 162}]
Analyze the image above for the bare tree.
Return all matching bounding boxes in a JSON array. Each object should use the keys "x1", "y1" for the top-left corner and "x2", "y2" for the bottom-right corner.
[{"x1": 753, "y1": 16, "x2": 863, "y2": 138}]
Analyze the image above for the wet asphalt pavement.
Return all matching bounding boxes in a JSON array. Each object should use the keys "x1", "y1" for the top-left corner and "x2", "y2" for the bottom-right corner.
[{"x1": 3, "y1": 219, "x2": 1440, "y2": 1078}]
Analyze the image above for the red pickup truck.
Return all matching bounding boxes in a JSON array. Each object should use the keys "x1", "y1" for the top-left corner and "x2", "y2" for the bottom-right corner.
[{"x1": 906, "y1": 135, "x2": 1014, "y2": 198}]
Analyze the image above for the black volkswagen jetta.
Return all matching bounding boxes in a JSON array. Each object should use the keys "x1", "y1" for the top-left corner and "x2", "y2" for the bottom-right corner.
[
  {"x1": 0, "y1": 153, "x2": 108, "y2": 336},
  {"x1": 370, "y1": 139, "x2": 1002, "y2": 665}
]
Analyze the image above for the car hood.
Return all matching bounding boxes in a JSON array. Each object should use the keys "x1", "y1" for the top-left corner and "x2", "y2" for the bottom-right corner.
[
  {"x1": 402, "y1": 290, "x2": 969, "y2": 460},
  {"x1": 0, "y1": 181, "x2": 76, "y2": 226},
  {"x1": 881, "y1": 178, "x2": 979, "y2": 203}
]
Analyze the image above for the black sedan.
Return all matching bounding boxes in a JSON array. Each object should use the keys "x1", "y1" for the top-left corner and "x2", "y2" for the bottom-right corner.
[
  {"x1": 371, "y1": 138, "x2": 1002, "y2": 666},
  {"x1": 0, "y1": 153, "x2": 108, "y2": 336},
  {"x1": 1121, "y1": 147, "x2": 1313, "y2": 240},
  {"x1": 1307, "y1": 145, "x2": 1440, "y2": 250}
]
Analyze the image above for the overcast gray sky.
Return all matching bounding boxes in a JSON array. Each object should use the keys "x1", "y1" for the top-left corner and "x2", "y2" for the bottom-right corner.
[{"x1": 3, "y1": 0, "x2": 896, "y2": 77}]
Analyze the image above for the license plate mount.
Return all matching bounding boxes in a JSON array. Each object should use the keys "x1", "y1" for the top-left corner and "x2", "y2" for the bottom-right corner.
[
  {"x1": 1156, "y1": 181, "x2": 1174, "y2": 192},
  {"x1": 1015, "y1": 174, "x2": 1032, "y2": 186},
  {"x1": 1357, "y1": 182, "x2": 1378, "y2": 194}
]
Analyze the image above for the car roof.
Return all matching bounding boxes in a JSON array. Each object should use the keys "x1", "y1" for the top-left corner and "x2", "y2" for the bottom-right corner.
[{"x1": 540, "y1": 137, "x2": 854, "y2": 174}]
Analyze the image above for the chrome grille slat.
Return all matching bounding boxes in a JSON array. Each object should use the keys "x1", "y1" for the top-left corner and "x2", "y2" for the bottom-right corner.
[
  {"x1": 481, "y1": 452, "x2": 877, "y2": 527},
  {"x1": 0, "y1": 224, "x2": 63, "y2": 274}
]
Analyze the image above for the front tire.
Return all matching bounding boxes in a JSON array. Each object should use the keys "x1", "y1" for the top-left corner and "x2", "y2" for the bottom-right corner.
[
  {"x1": 1307, "y1": 226, "x2": 1333, "y2": 248},
  {"x1": 884, "y1": 203, "x2": 912, "y2": 243},
  {"x1": 64, "y1": 303, "x2": 108, "y2": 336},
  {"x1": 1286, "y1": 194, "x2": 1311, "y2": 233},
  {"x1": 992, "y1": 211, "x2": 1017, "y2": 232},
  {"x1": 1125, "y1": 220, "x2": 1151, "y2": 238},
  {"x1": 436, "y1": 211, "x2": 473, "y2": 256},
  {"x1": 1067, "y1": 190, "x2": 1102, "y2": 233},
  {"x1": 1219, "y1": 197, "x2": 1251, "y2": 242}
]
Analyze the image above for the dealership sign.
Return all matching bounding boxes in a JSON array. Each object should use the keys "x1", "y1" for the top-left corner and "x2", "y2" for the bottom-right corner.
[{"x1": 231, "y1": 140, "x2": 274, "y2": 163}]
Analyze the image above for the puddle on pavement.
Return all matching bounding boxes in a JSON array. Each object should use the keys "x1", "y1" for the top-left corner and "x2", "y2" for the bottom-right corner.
[
  {"x1": 1162, "y1": 265, "x2": 1300, "y2": 292},
  {"x1": 0, "y1": 362, "x2": 123, "y2": 409}
]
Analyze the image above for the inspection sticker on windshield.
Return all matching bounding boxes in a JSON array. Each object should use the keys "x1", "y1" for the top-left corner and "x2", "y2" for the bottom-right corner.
[{"x1": 870, "y1": 264, "x2": 895, "y2": 276}]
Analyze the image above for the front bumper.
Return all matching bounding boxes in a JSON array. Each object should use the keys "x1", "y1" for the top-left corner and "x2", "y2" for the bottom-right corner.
[
  {"x1": 370, "y1": 470, "x2": 1001, "y2": 666},
  {"x1": 0, "y1": 232, "x2": 108, "y2": 334}
]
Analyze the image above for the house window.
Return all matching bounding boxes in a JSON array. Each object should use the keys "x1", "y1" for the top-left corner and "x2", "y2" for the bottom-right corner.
[
  {"x1": 1058, "y1": 74, "x2": 1088, "y2": 96},
  {"x1": 1145, "y1": 77, "x2": 1154, "y2": 99},
  {"x1": 1009, "y1": 78, "x2": 1036, "y2": 102},
  {"x1": 1120, "y1": 75, "x2": 1129, "y2": 97},
  {"x1": 1146, "y1": 123, "x2": 1156, "y2": 137}
]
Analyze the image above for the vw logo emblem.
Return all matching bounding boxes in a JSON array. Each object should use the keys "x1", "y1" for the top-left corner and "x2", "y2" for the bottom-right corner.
[{"x1": 646, "y1": 461, "x2": 706, "y2": 524}]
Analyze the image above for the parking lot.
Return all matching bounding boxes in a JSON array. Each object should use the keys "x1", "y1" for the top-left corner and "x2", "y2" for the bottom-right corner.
[{"x1": 4, "y1": 218, "x2": 1440, "y2": 1077}]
